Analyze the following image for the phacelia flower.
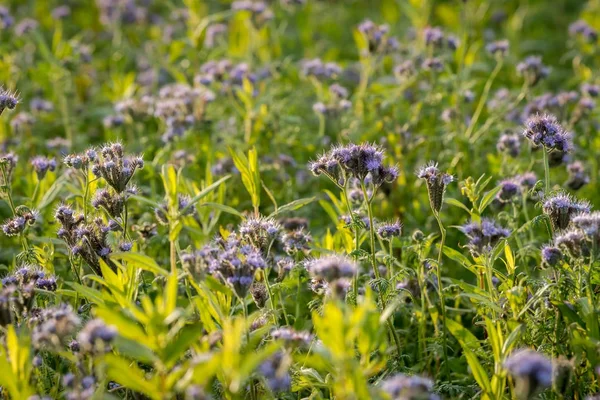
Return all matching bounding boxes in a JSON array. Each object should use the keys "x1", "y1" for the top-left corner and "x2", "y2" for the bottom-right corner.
[
  {"x1": 542, "y1": 193, "x2": 590, "y2": 231},
  {"x1": 569, "y1": 20, "x2": 598, "y2": 42},
  {"x1": 504, "y1": 349, "x2": 552, "y2": 400},
  {"x1": 91, "y1": 143, "x2": 143, "y2": 193},
  {"x1": 381, "y1": 373, "x2": 439, "y2": 400},
  {"x1": 377, "y1": 221, "x2": 402, "y2": 240},
  {"x1": 259, "y1": 352, "x2": 291, "y2": 393},
  {"x1": 460, "y1": 218, "x2": 510, "y2": 256},
  {"x1": 541, "y1": 245, "x2": 563, "y2": 267},
  {"x1": 517, "y1": 56, "x2": 550, "y2": 86},
  {"x1": 554, "y1": 228, "x2": 588, "y2": 258},
  {"x1": 486, "y1": 39, "x2": 510, "y2": 57},
  {"x1": 310, "y1": 143, "x2": 397, "y2": 187},
  {"x1": 496, "y1": 179, "x2": 520, "y2": 204},
  {"x1": 416, "y1": 162, "x2": 453, "y2": 213},
  {"x1": 77, "y1": 318, "x2": 117, "y2": 354},
  {"x1": 497, "y1": 133, "x2": 521, "y2": 157},
  {"x1": 566, "y1": 161, "x2": 589, "y2": 191},
  {"x1": 523, "y1": 114, "x2": 572, "y2": 153},
  {"x1": 30, "y1": 156, "x2": 57, "y2": 180},
  {"x1": 0, "y1": 87, "x2": 19, "y2": 116}
]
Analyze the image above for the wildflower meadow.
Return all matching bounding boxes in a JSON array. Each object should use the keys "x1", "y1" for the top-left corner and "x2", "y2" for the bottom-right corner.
[{"x1": 2, "y1": 0, "x2": 600, "y2": 399}]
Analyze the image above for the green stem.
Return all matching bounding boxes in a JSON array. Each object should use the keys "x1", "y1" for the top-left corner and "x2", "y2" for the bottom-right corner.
[
  {"x1": 360, "y1": 182, "x2": 402, "y2": 355},
  {"x1": 433, "y1": 212, "x2": 449, "y2": 375},
  {"x1": 542, "y1": 149, "x2": 551, "y2": 195},
  {"x1": 465, "y1": 60, "x2": 503, "y2": 140}
]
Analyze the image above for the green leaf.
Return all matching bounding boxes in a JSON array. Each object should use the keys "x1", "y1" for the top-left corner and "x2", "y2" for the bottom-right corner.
[
  {"x1": 446, "y1": 319, "x2": 492, "y2": 394},
  {"x1": 445, "y1": 197, "x2": 471, "y2": 214},
  {"x1": 443, "y1": 246, "x2": 472, "y2": 267},
  {"x1": 478, "y1": 184, "x2": 502, "y2": 213},
  {"x1": 161, "y1": 164, "x2": 178, "y2": 206},
  {"x1": 105, "y1": 355, "x2": 160, "y2": 399},
  {"x1": 504, "y1": 243, "x2": 515, "y2": 275},
  {"x1": 66, "y1": 282, "x2": 105, "y2": 305},
  {"x1": 446, "y1": 318, "x2": 481, "y2": 352},
  {"x1": 268, "y1": 197, "x2": 315, "y2": 218},
  {"x1": 113, "y1": 336, "x2": 158, "y2": 364},
  {"x1": 199, "y1": 202, "x2": 244, "y2": 218},
  {"x1": 163, "y1": 323, "x2": 204, "y2": 366},
  {"x1": 502, "y1": 324, "x2": 523, "y2": 355},
  {"x1": 110, "y1": 252, "x2": 168, "y2": 276},
  {"x1": 182, "y1": 175, "x2": 231, "y2": 213}
]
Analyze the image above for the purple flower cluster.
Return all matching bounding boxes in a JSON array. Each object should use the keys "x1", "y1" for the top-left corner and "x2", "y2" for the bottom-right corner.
[
  {"x1": 416, "y1": 162, "x2": 453, "y2": 213},
  {"x1": 258, "y1": 352, "x2": 291, "y2": 393},
  {"x1": 2, "y1": 207, "x2": 38, "y2": 236},
  {"x1": 195, "y1": 234, "x2": 268, "y2": 298},
  {"x1": 357, "y1": 19, "x2": 399, "y2": 53},
  {"x1": 76, "y1": 318, "x2": 117, "y2": 354},
  {"x1": 91, "y1": 143, "x2": 144, "y2": 193},
  {"x1": 30, "y1": 156, "x2": 57, "y2": 180},
  {"x1": 486, "y1": 39, "x2": 510, "y2": 57},
  {"x1": 55, "y1": 205, "x2": 121, "y2": 275},
  {"x1": 569, "y1": 20, "x2": 598, "y2": 42},
  {"x1": 377, "y1": 221, "x2": 402, "y2": 240},
  {"x1": 517, "y1": 56, "x2": 550, "y2": 86},
  {"x1": 381, "y1": 373, "x2": 439, "y2": 400},
  {"x1": 305, "y1": 255, "x2": 356, "y2": 298},
  {"x1": 0, "y1": 87, "x2": 19, "y2": 115},
  {"x1": 542, "y1": 193, "x2": 590, "y2": 231},
  {"x1": 497, "y1": 132, "x2": 521, "y2": 157},
  {"x1": 300, "y1": 58, "x2": 342, "y2": 81},
  {"x1": 504, "y1": 349, "x2": 552, "y2": 400},
  {"x1": 423, "y1": 26, "x2": 459, "y2": 51},
  {"x1": 310, "y1": 143, "x2": 398, "y2": 187},
  {"x1": 64, "y1": 149, "x2": 98, "y2": 171},
  {"x1": 460, "y1": 219, "x2": 510, "y2": 256},
  {"x1": 523, "y1": 114, "x2": 572, "y2": 153},
  {"x1": 30, "y1": 304, "x2": 80, "y2": 349}
]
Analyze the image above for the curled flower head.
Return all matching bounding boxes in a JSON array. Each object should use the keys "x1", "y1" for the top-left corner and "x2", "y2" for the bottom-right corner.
[
  {"x1": 306, "y1": 255, "x2": 357, "y2": 282},
  {"x1": 504, "y1": 349, "x2": 552, "y2": 400},
  {"x1": 486, "y1": 39, "x2": 510, "y2": 57},
  {"x1": 281, "y1": 228, "x2": 311, "y2": 255},
  {"x1": 542, "y1": 193, "x2": 590, "y2": 231},
  {"x1": 381, "y1": 373, "x2": 439, "y2": 400},
  {"x1": 258, "y1": 352, "x2": 291, "y2": 393},
  {"x1": 357, "y1": 19, "x2": 398, "y2": 53},
  {"x1": 0, "y1": 87, "x2": 19, "y2": 116},
  {"x1": 377, "y1": 221, "x2": 402, "y2": 240},
  {"x1": 541, "y1": 245, "x2": 563, "y2": 267},
  {"x1": 2, "y1": 207, "x2": 38, "y2": 237},
  {"x1": 30, "y1": 156, "x2": 57, "y2": 180},
  {"x1": 30, "y1": 304, "x2": 80, "y2": 349},
  {"x1": 92, "y1": 143, "x2": 143, "y2": 193},
  {"x1": 517, "y1": 56, "x2": 550, "y2": 86},
  {"x1": 416, "y1": 162, "x2": 453, "y2": 213},
  {"x1": 569, "y1": 20, "x2": 597, "y2": 42},
  {"x1": 271, "y1": 327, "x2": 313, "y2": 346},
  {"x1": 460, "y1": 218, "x2": 510, "y2": 256},
  {"x1": 566, "y1": 161, "x2": 589, "y2": 191},
  {"x1": 310, "y1": 143, "x2": 397, "y2": 187},
  {"x1": 572, "y1": 211, "x2": 600, "y2": 238},
  {"x1": 523, "y1": 114, "x2": 572, "y2": 153},
  {"x1": 554, "y1": 228, "x2": 588, "y2": 259},
  {"x1": 496, "y1": 179, "x2": 520, "y2": 204},
  {"x1": 77, "y1": 318, "x2": 117, "y2": 354},
  {"x1": 497, "y1": 133, "x2": 521, "y2": 157}
]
